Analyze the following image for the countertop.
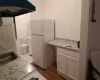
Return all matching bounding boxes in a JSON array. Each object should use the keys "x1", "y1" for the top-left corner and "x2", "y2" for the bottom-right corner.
[
  {"x1": 0, "y1": 58, "x2": 36, "y2": 80},
  {"x1": 47, "y1": 39, "x2": 79, "y2": 52}
]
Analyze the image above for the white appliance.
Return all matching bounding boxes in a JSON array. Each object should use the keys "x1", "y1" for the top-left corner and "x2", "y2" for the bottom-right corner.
[{"x1": 30, "y1": 20, "x2": 55, "y2": 69}]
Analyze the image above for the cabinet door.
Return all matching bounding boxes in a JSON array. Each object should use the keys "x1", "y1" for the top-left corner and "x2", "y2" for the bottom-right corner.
[
  {"x1": 66, "y1": 56, "x2": 79, "y2": 80},
  {"x1": 57, "y1": 52, "x2": 67, "y2": 75}
]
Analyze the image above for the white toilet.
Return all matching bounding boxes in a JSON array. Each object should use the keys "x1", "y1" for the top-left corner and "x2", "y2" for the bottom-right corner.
[
  {"x1": 16, "y1": 38, "x2": 28, "y2": 55},
  {"x1": 20, "y1": 44, "x2": 28, "y2": 55}
]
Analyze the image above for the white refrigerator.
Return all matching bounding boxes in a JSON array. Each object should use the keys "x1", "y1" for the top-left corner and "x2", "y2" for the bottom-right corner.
[{"x1": 30, "y1": 20, "x2": 55, "y2": 69}]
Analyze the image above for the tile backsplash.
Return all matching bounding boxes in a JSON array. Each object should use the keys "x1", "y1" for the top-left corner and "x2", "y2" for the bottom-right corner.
[{"x1": 55, "y1": 38, "x2": 79, "y2": 48}]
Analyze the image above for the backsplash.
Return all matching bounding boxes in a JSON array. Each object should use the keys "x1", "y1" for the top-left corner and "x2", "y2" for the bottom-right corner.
[
  {"x1": 55, "y1": 38, "x2": 79, "y2": 42},
  {"x1": 55, "y1": 38, "x2": 79, "y2": 48}
]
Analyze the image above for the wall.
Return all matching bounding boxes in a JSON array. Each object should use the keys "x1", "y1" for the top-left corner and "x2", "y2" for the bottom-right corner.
[
  {"x1": 44, "y1": 0, "x2": 82, "y2": 41},
  {"x1": 29, "y1": 0, "x2": 82, "y2": 40},
  {"x1": 0, "y1": 16, "x2": 2, "y2": 46},
  {"x1": 78, "y1": 0, "x2": 91, "y2": 79},
  {"x1": 88, "y1": 0, "x2": 100, "y2": 50},
  {"x1": 79, "y1": 0, "x2": 100, "y2": 80},
  {"x1": 15, "y1": 13, "x2": 31, "y2": 53},
  {"x1": 29, "y1": 0, "x2": 45, "y2": 20},
  {"x1": 87, "y1": 0, "x2": 100, "y2": 78},
  {"x1": 0, "y1": 18, "x2": 16, "y2": 50},
  {"x1": 0, "y1": 0, "x2": 44, "y2": 51},
  {"x1": 0, "y1": 26, "x2": 2, "y2": 46},
  {"x1": 27, "y1": 0, "x2": 45, "y2": 36},
  {"x1": 15, "y1": 0, "x2": 45, "y2": 39},
  {"x1": 15, "y1": 13, "x2": 31, "y2": 41}
]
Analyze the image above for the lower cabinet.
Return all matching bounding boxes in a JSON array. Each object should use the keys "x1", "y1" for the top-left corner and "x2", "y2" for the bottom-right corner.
[
  {"x1": 57, "y1": 53, "x2": 67, "y2": 75},
  {"x1": 67, "y1": 56, "x2": 79, "y2": 80},
  {"x1": 57, "y1": 48, "x2": 79, "y2": 80}
]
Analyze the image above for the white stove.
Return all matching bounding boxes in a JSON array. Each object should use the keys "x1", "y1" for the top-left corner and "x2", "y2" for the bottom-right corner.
[{"x1": 23, "y1": 70, "x2": 47, "y2": 80}]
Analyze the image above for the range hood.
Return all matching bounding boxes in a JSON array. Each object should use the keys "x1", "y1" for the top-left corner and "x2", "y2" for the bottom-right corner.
[
  {"x1": 0, "y1": 0, "x2": 36, "y2": 17},
  {"x1": 0, "y1": 0, "x2": 36, "y2": 39}
]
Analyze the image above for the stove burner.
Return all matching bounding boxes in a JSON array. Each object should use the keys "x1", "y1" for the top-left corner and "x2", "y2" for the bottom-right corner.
[{"x1": 29, "y1": 77, "x2": 38, "y2": 80}]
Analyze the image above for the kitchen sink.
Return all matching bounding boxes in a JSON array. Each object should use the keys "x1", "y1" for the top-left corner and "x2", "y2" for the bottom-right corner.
[{"x1": 0, "y1": 50, "x2": 19, "y2": 67}]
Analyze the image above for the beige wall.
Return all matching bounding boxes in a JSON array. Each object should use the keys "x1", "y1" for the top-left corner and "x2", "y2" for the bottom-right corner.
[
  {"x1": 0, "y1": 0, "x2": 82, "y2": 48},
  {"x1": 29, "y1": 0, "x2": 45, "y2": 20},
  {"x1": 0, "y1": 18, "x2": 16, "y2": 50},
  {"x1": 30, "y1": 0, "x2": 82, "y2": 41},
  {"x1": 44, "y1": 0, "x2": 82, "y2": 41},
  {"x1": 15, "y1": 13, "x2": 31, "y2": 53},
  {"x1": 79, "y1": 0, "x2": 100, "y2": 80},
  {"x1": 87, "y1": 0, "x2": 100, "y2": 78},
  {"x1": 88, "y1": 0, "x2": 100, "y2": 50},
  {"x1": 0, "y1": 25, "x2": 2, "y2": 45},
  {"x1": 15, "y1": 0, "x2": 45, "y2": 40},
  {"x1": 78, "y1": 0, "x2": 99, "y2": 79},
  {"x1": 15, "y1": 13, "x2": 31, "y2": 40}
]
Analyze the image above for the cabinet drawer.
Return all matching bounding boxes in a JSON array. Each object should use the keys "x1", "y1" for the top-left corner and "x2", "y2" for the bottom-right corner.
[{"x1": 57, "y1": 48, "x2": 79, "y2": 59}]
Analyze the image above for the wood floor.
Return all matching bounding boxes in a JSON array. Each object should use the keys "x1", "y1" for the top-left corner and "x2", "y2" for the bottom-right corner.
[{"x1": 31, "y1": 63, "x2": 66, "y2": 80}]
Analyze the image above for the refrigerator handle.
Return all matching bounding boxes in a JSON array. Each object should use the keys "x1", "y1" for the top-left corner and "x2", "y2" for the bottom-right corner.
[{"x1": 91, "y1": 0, "x2": 96, "y2": 22}]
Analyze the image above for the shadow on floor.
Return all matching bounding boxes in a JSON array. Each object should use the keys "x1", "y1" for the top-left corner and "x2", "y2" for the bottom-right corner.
[{"x1": 31, "y1": 63, "x2": 66, "y2": 80}]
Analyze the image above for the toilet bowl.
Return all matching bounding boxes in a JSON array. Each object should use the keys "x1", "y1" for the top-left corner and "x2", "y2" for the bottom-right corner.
[
  {"x1": 16, "y1": 37, "x2": 32, "y2": 55},
  {"x1": 20, "y1": 44, "x2": 28, "y2": 55}
]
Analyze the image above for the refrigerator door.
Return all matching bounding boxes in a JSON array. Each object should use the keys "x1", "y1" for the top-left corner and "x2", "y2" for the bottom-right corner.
[
  {"x1": 30, "y1": 20, "x2": 43, "y2": 35},
  {"x1": 32, "y1": 35, "x2": 44, "y2": 68},
  {"x1": 15, "y1": 13, "x2": 30, "y2": 39},
  {"x1": 43, "y1": 20, "x2": 55, "y2": 42}
]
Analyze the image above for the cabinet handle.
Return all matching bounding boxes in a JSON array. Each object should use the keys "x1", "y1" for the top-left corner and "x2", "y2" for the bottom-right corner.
[{"x1": 91, "y1": 0, "x2": 96, "y2": 22}]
